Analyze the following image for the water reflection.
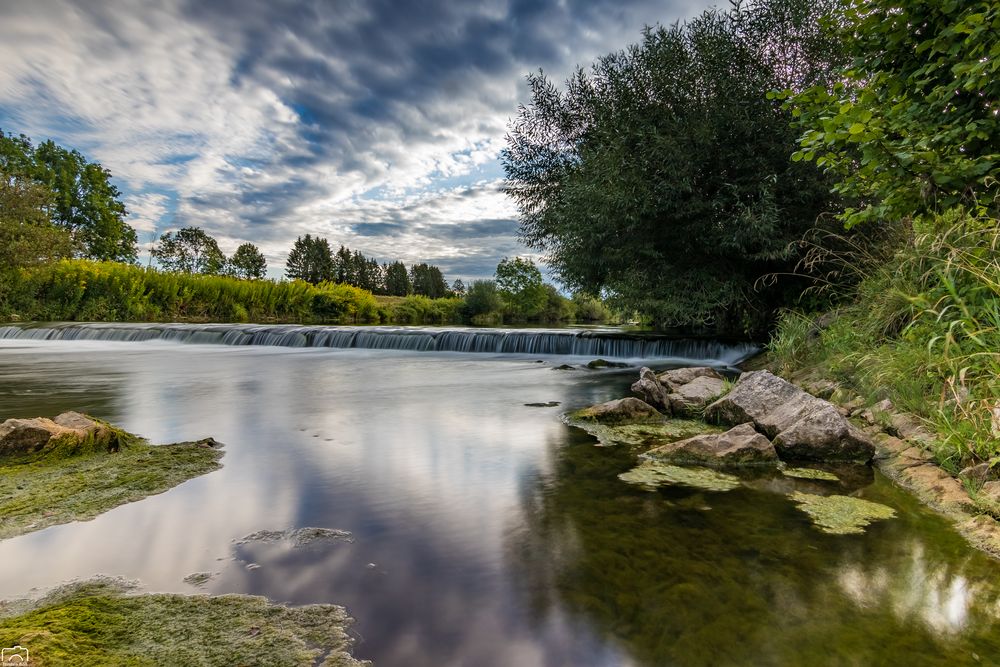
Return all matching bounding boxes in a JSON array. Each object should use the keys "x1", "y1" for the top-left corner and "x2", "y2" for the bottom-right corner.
[{"x1": 0, "y1": 339, "x2": 999, "y2": 665}]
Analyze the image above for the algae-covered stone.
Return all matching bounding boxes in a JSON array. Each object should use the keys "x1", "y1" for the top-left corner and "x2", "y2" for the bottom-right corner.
[
  {"x1": 0, "y1": 435, "x2": 224, "y2": 540},
  {"x1": 0, "y1": 578, "x2": 367, "y2": 666},
  {"x1": 619, "y1": 462, "x2": 741, "y2": 492},
  {"x1": 567, "y1": 418, "x2": 720, "y2": 449},
  {"x1": 236, "y1": 527, "x2": 354, "y2": 548},
  {"x1": 183, "y1": 572, "x2": 214, "y2": 587},
  {"x1": 782, "y1": 468, "x2": 840, "y2": 482},
  {"x1": 789, "y1": 492, "x2": 896, "y2": 534},
  {"x1": 570, "y1": 397, "x2": 663, "y2": 425}
]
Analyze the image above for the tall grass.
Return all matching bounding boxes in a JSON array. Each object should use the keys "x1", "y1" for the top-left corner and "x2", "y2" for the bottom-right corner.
[
  {"x1": 0, "y1": 260, "x2": 380, "y2": 324},
  {"x1": 769, "y1": 209, "x2": 1000, "y2": 467}
]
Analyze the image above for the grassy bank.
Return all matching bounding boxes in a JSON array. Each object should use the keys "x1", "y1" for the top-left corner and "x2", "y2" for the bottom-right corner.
[
  {"x1": 0, "y1": 578, "x2": 364, "y2": 666},
  {"x1": 768, "y1": 211, "x2": 999, "y2": 472},
  {"x1": 0, "y1": 259, "x2": 611, "y2": 326}
]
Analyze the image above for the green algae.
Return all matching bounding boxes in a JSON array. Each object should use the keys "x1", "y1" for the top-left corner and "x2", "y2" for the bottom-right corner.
[
  {"x1": 782, "y1": 467, "x2": 841, "y2": 482},
  {"x1": 568, "y1": 417, "x2": 721, "y2": 450},
  {"x1": 0, "y1": 578, "x2": 366, "y2": 666},
  {"x1": 0, "y1": 436, "x2": 223, "y2": 539},
  {"x1": 618, "y1": 462, "x2": 741, "y2": 492},
  {"x1": 790, "y1": 492, "x2": 896, "y2": 534}
]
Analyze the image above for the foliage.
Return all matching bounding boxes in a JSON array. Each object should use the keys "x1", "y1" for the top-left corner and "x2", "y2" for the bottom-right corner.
[
  {"x1": 502, "y1": 0, "x2": 846, "y2": 334},
  {"x1": 495, "y1": 256, "x2": 548, "y2": 319},
  {"x1": 285, "y1": 234, "x2": 334, "y2": 285},
  {"x1": 2, "y1": 259, "x2": 382, "y2": 324},
  {"x1": 384, "y1": 260, "x2": 412, "y2": 296},
  {"x1": 152, "y1": 226, "x2": 226, "y2": 275},
  {"x1": 383, "y1": 295, "x2": 464, "y2": 325},
  {"x1": 462, "y1": 280, "x2": 504, "y2": 322},
  {"x1": 572, "y1": 292, "x2": 614, "y2": 322},
  {"x1": 227, "y1": 242, "x2": 267, "y2": 280},
  {"x1": 784, "y1": 1, "x2": 1000, "y2": 227},
  {"x1": 0, "y1": 170, "x2": 74, "y2": 270},
  {"x1": 0, "y1": 129, "x2": 137, "y2": 262},
  {"x1": 410, "y1": 262, "x2": 449, "y2": 298},
  {"x1": 769, "y1": 210, "x2": 1000, "y2": 466}
]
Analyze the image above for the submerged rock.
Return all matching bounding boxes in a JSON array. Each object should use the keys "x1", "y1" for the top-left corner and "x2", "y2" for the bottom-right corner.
[
  {"x1": 646, "y1": 423, "x2": 777, "y2": 466},
  {"x1": 183, "y1": 572, "x2": 214, "y2": 587},
  {"x1": 236, "y1": 527, "x2": 354, "y2": 548},
  {"x1": 781, "y1": 468, "x2": 840, "y2": 482},
  {"x1": 571, "y1": 397, "x2": 663, "y2": 424},
  {"x1": 567, "y1": 419, "x2": 721, "y2": 448},
  {"x1": 705, "y1": 370, "x2": 874, "y2": 462},
  {"x1": 524, "y1": 401, "x2": 561, "y2": 408},
  {"x1": 619, "y1": 462, "x2": 741, "y2": 492},
  {"x1": 630, "y1": 367, "x2": 671, "y2": 411},
  {"x1": 586, "y1": 358, "x2": 629, "y2": 369},
  {"x1": 789, "y1": 492, "x2": 896, "y2": 534}
]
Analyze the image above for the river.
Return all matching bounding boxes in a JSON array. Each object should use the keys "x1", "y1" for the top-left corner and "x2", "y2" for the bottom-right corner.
[{"x1": 0, "y1": 325, "x2": 997, "y2": 666}]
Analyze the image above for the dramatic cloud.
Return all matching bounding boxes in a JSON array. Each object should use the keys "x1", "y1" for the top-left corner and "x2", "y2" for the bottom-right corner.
[{"x1": 0, "y1": 0, "x2": 713, "y2": 280}]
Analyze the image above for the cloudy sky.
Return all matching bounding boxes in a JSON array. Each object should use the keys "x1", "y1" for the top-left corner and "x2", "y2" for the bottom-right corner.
[{"x1": 0, "y1": 0, "x2": 713, "y2": 281}]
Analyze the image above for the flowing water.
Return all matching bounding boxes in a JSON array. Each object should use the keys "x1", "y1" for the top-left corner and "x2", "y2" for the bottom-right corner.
[{"x1": 0, "y1": 325, "x2": 998, "y2": 666}]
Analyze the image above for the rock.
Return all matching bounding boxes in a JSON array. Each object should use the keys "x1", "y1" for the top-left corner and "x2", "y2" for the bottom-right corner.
[
  {"x1": 630, "y1": 367, "x2": 670, "y2": 411},
  {"x1": 573, "y1": 397, "x2": 663, "y2": 424},
  {"x1": 960, "y1": 462, "x2": 992, "y2": 487},
  {"x1": 52, "y1": 411, "x2": 103, "y2": 435},
  {"x1": 646, "y1": 423, "x2": 778, "y2": 466},
  {"x1": 667, "y1": 375, "x2": 728, "y2": 415},
  {"x1": 981, "y1": 480, "x2": 1000, "y2": 504},
  {"x1": 0, "y1": 417, "x2": 64, "y2": 454},
  {"x1": 771, "y1": 405, "x2": 875, "y2": 462},
  {"x1": 799, "y1": 378, "x2": 840, "y2": 400},
  {"x1": 898, "y1": 464, "x2": 973, "y2": 509},
  {"x1": 888, "y1": 412, "x2": 935, "y2": 444},
  {"x1": 704, "y1": 370, "x2": 874, "y2": 462},
  {"x1": 524, "y1": 401, "x2": 560, "y2": 408},
  {"x1": 789, "y1": 492, "x2": 895, "y2": 535},
  {"x1": 656, "y1": 366, "x2": 723, "y2": 390},
  {"x1": 841, "y1": 396, "x2": 866, "y2": 415},
  {"x1": 552, "y1": 364, "x2": 577, "y2": 371},
  {"x1": 586, "y1": 358, "x2": 629, "y2": 369}
]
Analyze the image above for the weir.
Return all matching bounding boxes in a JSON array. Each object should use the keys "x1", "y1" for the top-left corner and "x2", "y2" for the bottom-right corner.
[{"x1": 0, "y1": 323, "x2": 759, "y2": 365}]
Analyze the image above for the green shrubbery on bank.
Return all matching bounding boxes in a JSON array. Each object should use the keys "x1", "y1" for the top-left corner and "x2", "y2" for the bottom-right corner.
[
  {"x1": 770, "y1": 210, "x2": 1000, "y2": 468},
  {"x1": 0, "y1": 259, "x2": 612, "y2": 326}
]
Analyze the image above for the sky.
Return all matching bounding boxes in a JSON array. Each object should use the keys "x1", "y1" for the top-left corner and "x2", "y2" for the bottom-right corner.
[{"x1": 0, "y1": 0, "x2": 714, "y2": 282}]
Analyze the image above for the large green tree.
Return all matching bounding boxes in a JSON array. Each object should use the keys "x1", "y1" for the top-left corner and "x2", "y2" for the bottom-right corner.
[
  {"x1": 0, "y1": 171, "x2": 74, "y2": 270},
  {"x1": 384, "y1": 261, "x2": 411, "y2": 296},
  {"x1": 786, "y1": 1, "x2": 1000, "y2": 226},
  {"x1": 502, "y1": 0, "x2": 845, "y2": 334},
  {"x1": 227, "y1": 242, "x2": 268, "y2": 280},
  {"x1": 0, "y1": 130, "x2": 137, "y2": 262},
  {"x1": 152, "y1": 227, "x2": 226, "y2": 274},
  {"x1": 495, "y1": 257, "x2": 547, "y2": 319},
  {"x1": 410, "y1": 263, "x2": 448, "y2": 298},
  {"x1": 285, "y1": 234, "x2": 334, "y2": 285}
]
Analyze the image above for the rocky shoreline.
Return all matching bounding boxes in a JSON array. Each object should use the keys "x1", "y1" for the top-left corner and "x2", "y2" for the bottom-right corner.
[{"x1": 569, "y1": 363, "x2": 1000, "y2": 554}]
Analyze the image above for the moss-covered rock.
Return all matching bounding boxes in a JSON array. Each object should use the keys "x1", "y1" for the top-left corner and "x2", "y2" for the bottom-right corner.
[
  {"x1": 781, "y1": 468, "x2": 840, "y2": 482},
  {"x1": 569, "y1": 397, "x2": 663, "y2": 425},
  {"x1": 567, "y1": 417, "x2": 720, "y2": 450},
  {"x1": 0, "y1": 578, "x2": 366, "y2": 666},
  {"x1": 789, "y1": 492, "x2": 896, "y2": 534},
  {"x1": 0, "y1": 429, "x2": 223, "y2": 539}
]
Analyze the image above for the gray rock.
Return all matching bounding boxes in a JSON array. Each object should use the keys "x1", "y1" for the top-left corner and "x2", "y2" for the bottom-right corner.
[
  {"x1": 667, "y1": 376, "x2": 728, "y2": 415},
  {"x1": 573, "y1": 397, "x2": 663, "y2": 424},
  {"x1": 630, "y1": 367, "x2": 670, "y2": 411},
  {"x1": 52, "y1": 411, "x2": 102, "y2": 435},
  {"x1": 646, "y1": 423, "x2": 778, "y2": 466},
  {"x1": 704, "y1": 370, "x2": 874, "y2": 462},
  {"x1": 0, "y1": 418, "x2": 61, "y2": 455},
  {"x1": 657, "y1": 366, "x2": 723, "y2": 390}
]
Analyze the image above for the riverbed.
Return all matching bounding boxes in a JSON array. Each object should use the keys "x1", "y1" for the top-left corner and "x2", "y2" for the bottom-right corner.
[{"x1": 0, "y1": 329, "x2": 998, "y2": 666}]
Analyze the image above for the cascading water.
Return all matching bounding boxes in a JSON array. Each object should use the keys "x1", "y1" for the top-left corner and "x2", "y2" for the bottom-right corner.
[{"x1": 0, "y1": 322, "x2": 759, "y2": 365}]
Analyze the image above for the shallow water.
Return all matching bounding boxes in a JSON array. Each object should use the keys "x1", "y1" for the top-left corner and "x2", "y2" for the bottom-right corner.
[{"x1": 0, "y1": 335, "x2": 998, "y2": 666}]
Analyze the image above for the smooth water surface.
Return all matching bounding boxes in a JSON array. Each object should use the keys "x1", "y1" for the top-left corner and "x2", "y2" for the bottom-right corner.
[{"x1": 0, "y1": 334, "x2": 998, "y2": 666}]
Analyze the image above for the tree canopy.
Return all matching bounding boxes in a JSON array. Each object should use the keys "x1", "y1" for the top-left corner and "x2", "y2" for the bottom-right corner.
[
  {"x1": 502, "y1": 0, "x2": 846, "y2": 334},
  {"x1": 285, "y1": 234, "x2": 335, "y2": 285},
  {"x1": 495, "y1": 257, "x2": 547, "y2": 318},
  {"x1": 0, "y1": 130, "x2": 137, "y2": 262},
  {"x1": 0, "y1": 170, "x2": 74, "y2": 270},
  {"x1": 152, "y1": 227, "x2": 226, "y2": 275},
  {"x1": 227, "y1": 242, "x2": 268, "y2": 280},
  {"x1": 784, "y1": 1, "x2": 1000, "y2": 227}
]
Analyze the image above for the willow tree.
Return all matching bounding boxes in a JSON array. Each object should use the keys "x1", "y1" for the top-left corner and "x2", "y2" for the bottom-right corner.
[{"x1": 502, "y1": 0, "x2": 845, "y2": 334}]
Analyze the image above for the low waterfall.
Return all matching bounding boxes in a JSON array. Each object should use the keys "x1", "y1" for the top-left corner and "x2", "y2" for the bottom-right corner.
[{"x1": 0, "y1": 323, "x2": 759, "y2": 365}]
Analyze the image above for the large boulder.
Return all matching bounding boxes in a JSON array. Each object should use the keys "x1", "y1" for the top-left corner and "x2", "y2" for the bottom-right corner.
[
  {"x1": 646, "y1": 423, "x2": 778, "y2": 466},
  {"x1": 657, "y1": 366, "x2": 723, "y2": 390},
  {"x1": 0, "y1": 412, "x2": 120, "y2": 457},
  {"x1": 667, "y1": 375, "x2": 728, "y2": 415},
  {"x1": 630, "y1": 367, "x2": 670, "y2": 412},
  {"x1": 705, "y1": 370, "x2": 874, "y2": 462},
  {"x1": 573, "y1": 397, "x2": 663, "y2": 424}
]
